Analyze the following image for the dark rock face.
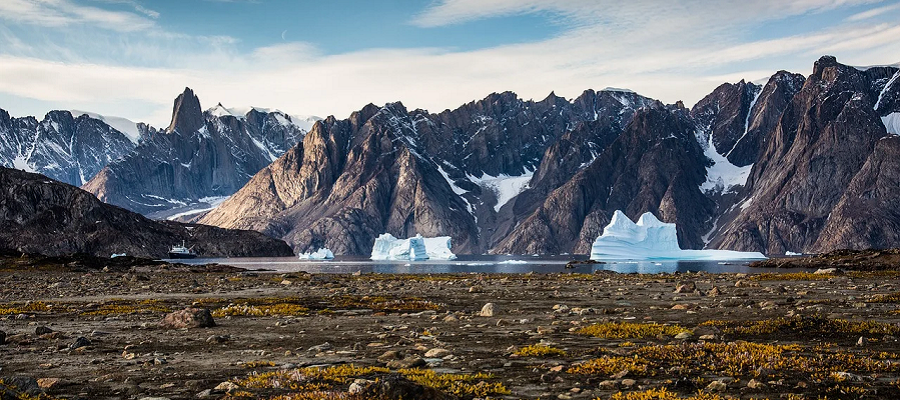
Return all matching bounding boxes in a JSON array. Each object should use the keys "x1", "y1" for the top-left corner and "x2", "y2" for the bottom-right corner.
[
  {"x1": 714, "y1": 56, "x2": 899, "y2": 254},
  {"x1": 494, "y1": 105, "x2": 714, "y2": 255},
  {"x1": 201, "y1": 90, "x2": 654, "y2": 254},
  {"x1": 203, "y1": 57, "x2": 900, "y2": 256},
  {"x1": 0, "y1": 109, "x2": 136, "y2": 186},
  {"x1": 83, "y1": 88, "x2": 308, "y2": 216},
  {"x1": 0, "y1": 167, "x2": 293, "y2": 258}
]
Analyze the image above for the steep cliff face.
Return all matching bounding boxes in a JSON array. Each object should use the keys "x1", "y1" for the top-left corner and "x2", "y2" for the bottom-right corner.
[
  {"x1": 493, "y1": 104, "x2": 714, "y2": 255},
  {"x1": 0, "y1": 109, "x2": 136, "y2": 186},
  {"x1": 0, "y1": 167, "x2": 293, "y2": 258},
  {"x1": 83, "y1": 88, "x2": 310, "y2": 217},
  {"x1": 203, "y1": 56, "x2": 900, "y2": 256},
  {"x1": 713, "y1": 56, "x2": 899, "y2": 254},
  {"x1": 202, "y1": 90, "x2": 655, "y2": 254}
]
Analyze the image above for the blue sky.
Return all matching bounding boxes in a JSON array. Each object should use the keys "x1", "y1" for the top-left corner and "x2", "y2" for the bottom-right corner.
[{"x1": 0, "y1": 0, "x2": 898, "y2": 126}]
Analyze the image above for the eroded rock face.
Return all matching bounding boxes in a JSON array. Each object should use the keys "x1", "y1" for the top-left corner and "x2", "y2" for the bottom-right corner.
[
  {"x1": 0, "y1": 167, "x2": 293, "y2": 258},
  {"x1": 83, "y1": 88, "x2": 308, "y2": 216},
  {"x1": 714, "y1": 56, "x2": 899, "y2": 254},
  {"x1": 201, "y1": 90, "x2": 655, "y2": 255},
  {"x1": 494, "y1": 104, "x2": 715, "y2": 255},
  {"x1": 201, "y1": 57, "x2": 900, "y2": 256}
]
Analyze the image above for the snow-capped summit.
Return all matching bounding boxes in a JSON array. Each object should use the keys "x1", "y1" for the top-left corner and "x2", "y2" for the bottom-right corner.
[
  {"x1": 70, "y1": 110, "x2": 142, "y2": 144},
  {"x1": 0, "y1": 108, "x2": 136, "y2": 186}
]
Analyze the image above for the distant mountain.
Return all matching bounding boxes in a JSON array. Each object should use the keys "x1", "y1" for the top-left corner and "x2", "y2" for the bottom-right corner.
[
  {"x1": 200, "y1": 88, "x2": 657, "y2": 254},
  {"x1": 82, "y1": 88, "x2": 315, "y2": 218},
  {"x1": 0, "y1": 166, "x2": 293, "y2": 258},
  {"x1": 201, "y1": 56, "x2": 900, "y2": 256},
  {"x1": 0, "y1": 109, "x2": 137, "y2": 186}
]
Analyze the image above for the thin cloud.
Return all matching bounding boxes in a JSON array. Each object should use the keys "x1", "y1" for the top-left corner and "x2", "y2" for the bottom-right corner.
[
  {"x1": 0, "y1": 0, "x2": 155, "y2": 32},
  {"x1": 846, "y1": 2, "x2": 900, "y2": 20}
]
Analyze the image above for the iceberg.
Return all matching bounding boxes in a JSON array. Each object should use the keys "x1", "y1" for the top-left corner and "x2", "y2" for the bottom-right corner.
[
  {"x1": 421, "y1": 236, "x2": 457, "y2": 260},
  {"x1": 590, "y1": 210, "x2": 766, "y2": 261},
  {"x1": 298, "y1": 248, "x2": 335, "y2": 260},
  {"x1": 370, "y1": 234, "x2": 458, "y2": 260}
]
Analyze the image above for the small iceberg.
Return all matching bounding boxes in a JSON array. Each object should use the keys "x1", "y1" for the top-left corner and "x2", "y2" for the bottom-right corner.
[
  {"x1": 370, "y1": 234, "x2": 457, "y2": 260},
  {"x1": 590, "y1": 210, "x2": 766, "y2": 261},
  {"x1": 110, "y1": 253, "x2": 126, "y2": 258},
  {"x1": 298, "y1": 248, "x2": 334, "y2": 260}
]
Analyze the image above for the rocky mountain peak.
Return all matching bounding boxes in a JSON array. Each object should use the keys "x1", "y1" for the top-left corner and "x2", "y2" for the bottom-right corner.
[
  {"x1": 166, "y1": 87, "x2": 204, "y2": 134},
  {"x1": 813, "y1": 55, "x2": 840, "y2": 77}
]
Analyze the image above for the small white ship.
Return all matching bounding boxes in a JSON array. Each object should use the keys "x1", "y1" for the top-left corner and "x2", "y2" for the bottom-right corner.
[{"x1": 167, "y1": 241, "x2": 198, "y2": 259}]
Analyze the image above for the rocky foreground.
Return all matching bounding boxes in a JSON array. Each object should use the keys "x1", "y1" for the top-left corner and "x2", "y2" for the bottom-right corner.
[{"x1": 3, "y1": 263, "x2": 900, "y2": 400}]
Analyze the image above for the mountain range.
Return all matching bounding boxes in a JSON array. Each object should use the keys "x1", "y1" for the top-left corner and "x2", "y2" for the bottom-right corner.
[{"x1": 2, "y1": 56, "x2": 898, "y2": 257}]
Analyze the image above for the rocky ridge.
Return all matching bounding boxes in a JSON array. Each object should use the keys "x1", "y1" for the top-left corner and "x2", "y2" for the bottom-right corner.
[
  {"x1": 0, "y1": 167, "x2": 293, "y2": 258},
  {"x1": 200, "y1": 57, "x2": 900, "y2": 256},
  {"x1": 82, "y1": 88, "x2": 314, "y2": 218}
]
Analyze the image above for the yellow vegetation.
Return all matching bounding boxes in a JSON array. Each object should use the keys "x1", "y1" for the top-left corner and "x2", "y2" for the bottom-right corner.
[
  {"x1": 577, "y1": 322, "x2": 690, "y2": 339},
  {"x1": 513, "y1": 344, "x2": 567, "y2": 357}
]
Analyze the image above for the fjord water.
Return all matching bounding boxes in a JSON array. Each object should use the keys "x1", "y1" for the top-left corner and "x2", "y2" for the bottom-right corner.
[{"x1": 165, "y1": 255, "x2": 784, "y2": 274}]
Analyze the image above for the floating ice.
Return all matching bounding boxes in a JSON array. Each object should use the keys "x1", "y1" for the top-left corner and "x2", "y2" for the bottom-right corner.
[
  {"x1": 421, "y1": 236, "x2": 457, "y2": 260},
  {"x1": 590, "y1": 210, "x2": 766, "y2": 260},
  {"x1": 371, "y1": 234, "x2": 430, "y2": 260},
  {"x1": 370, "y1": 234, "x2": 457, "y2": 260},
  {"x1": 298, "y1": 248, "x2": 334, "y2": 260}
]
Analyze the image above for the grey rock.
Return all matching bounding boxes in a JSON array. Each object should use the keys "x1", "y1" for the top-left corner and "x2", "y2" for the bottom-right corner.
[{"x1": 159, "y1": 308, "x2": 215, "y2": 329}]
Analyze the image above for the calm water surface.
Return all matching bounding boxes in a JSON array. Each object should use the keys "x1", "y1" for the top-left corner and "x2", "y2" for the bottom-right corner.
[{"x1": 166, "y1": 255, "x2": 793, "y2": 274}]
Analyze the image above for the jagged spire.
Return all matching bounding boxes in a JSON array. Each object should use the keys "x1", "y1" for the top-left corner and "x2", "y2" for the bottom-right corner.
[{"x1": 166, "y1": 87, "x2": 204, "y2": 134}]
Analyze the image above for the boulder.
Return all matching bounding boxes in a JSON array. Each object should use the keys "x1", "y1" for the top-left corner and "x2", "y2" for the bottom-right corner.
[{"x1": 159, "y1": 308, "x2": 215, "y2": 329}]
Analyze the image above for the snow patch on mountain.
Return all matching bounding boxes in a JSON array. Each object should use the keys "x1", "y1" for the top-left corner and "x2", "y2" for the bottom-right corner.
[
  {"x1": 207, "y1": 104, "x2": 320, "y2": 131},
  {"x1": 12, "y1": 155, "x2": 36, "y2": 173},
  {"x1": 71, "y1": 110, "x2": 141, "y2": 144},
  {"x1": 883, "y1": 113, "x2": 900, "y2": 136},
  {"x1": 468, "y1": 170, "x2": 534, "y2": 212},
  {"x1": 699, "y1": 132, "x2": 752, "y2": 194}
]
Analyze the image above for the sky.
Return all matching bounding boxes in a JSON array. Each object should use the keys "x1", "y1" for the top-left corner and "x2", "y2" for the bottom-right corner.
[{"x1": 0, "y1": 0, "x2": 899, "y2": 127}]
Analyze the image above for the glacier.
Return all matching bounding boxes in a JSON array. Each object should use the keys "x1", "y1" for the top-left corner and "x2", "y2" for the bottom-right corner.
[
  {"x1": 370, "y1": 234, "x2": 457, "y2": 260},
  {"x1": 590, "y1": 210, "x2": 766, "y2": 260},
  {"x1": 298, "y1": 248, "x2": 334, "y2": 260}
]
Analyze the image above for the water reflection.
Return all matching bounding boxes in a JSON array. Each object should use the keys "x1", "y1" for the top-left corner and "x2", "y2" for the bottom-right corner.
[{"x1": 165, "y1": 254, "x2": 779, "y2": 274}]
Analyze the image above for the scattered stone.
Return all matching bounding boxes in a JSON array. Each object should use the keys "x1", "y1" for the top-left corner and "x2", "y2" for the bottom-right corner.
[
  {"x1": 354, "y1": 375, "x2": 454, "y2": 400},
  {"x1": 621, "y1": 379, "x2": 636, "y2": 388},
  {"x1": 386, "y1": 357, "x2": 426, "y2": 369},
  {"x1": 34, "y1": 326, "x2": 53, "y2": 336},
  {"x1": 674, "y1": 281, "x2": 696, "y2": 293},
  {"x1": 857, "y1": 336, "x2": 865, "y2": 346},
  {"x1": 69, "y1": 336, "x2": 91, "y2": 350},
  {"x1": 308, "y1": 342, "x2": 334, "y2": 352},
  {"x1": 814, "y1": 268, "x2": 844, "y2": 275},
  {"x1": 675, "y1": 332, "x2": 693, "y2": 340},
  {"x1": 424, "y1": 348, "x2": 450, "y2": 358},
  {"x1": 36, "y1": 378, "x2": 61, "y2": 389},
  {"x1": 0, "y1": 330, "x2": 5, "y2": 345},
  {"x1": 598, "y1": 380, "x2": 617, "y2": 390},
  {"x1": 705, "y1": 380, "x2": 727, "y2": 392},
  {"x1": 707, "y1": 286, "x2": 722, "y2": 297},
  {"x1": 479, "y1": 303, "x2": 497, "y2": 317},
  {"x1": 747, "y1": 379, "x2": 765, "y2": 389},
  {"x1": 159, "y1": 308, "x2": 215, "y2": 329},
  {"x1": 214, "y1": 382, "x2": 240, "y2": 391}
]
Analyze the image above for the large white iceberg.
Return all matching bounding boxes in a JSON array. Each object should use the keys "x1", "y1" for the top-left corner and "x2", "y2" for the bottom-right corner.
[
  {"x1": 370, "y1": 234, "x2": 457, "y2": 260},
  {"x1": 298, "y1": 248, "x2": 334, "y2": 260},
  {"x1": 421, "y1": 236, "x2": 458, "y2": 260},
  {"x1": 590, "y1": 210, "x2": 766, "y2": 260}
]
